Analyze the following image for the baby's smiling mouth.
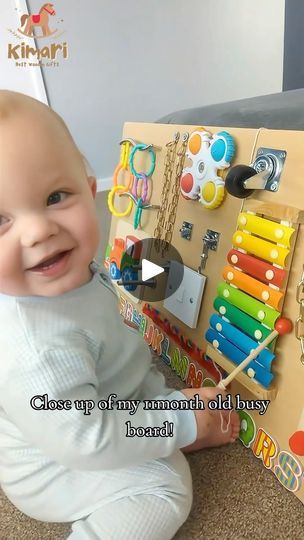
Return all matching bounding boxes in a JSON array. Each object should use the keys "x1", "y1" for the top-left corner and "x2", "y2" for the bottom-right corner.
[{"x1": 29, "y1": 250, "x2": 71, "y2": 271}]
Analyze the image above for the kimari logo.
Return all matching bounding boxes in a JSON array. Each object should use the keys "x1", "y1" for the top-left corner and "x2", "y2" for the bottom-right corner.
[{"x1": 7, "y1": 2, "x2": 68, "y2": 68}]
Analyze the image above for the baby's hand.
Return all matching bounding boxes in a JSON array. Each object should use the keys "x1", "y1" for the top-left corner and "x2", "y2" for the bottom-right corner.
[{"x1": 180, "y1": 387, "x2": 240, "y2": 453}]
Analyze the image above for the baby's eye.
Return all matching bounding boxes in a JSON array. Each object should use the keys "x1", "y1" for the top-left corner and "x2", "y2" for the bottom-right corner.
[
  {"x1": 47, "y1": 191, "x2": 68, "y2": 206},
  {"x1": 0, "y1": 215, "x2": 9, "y2": 227}
]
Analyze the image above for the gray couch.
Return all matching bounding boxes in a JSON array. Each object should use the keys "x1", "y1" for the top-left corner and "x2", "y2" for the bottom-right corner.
[{"x1": 157, "y1": 89, "x2": 304, "y2": 130}]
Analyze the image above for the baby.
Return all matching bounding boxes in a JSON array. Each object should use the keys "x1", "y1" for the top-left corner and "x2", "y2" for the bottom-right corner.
[{"x1": 0, "y1": 90, "x2": 240, "y2": 539}]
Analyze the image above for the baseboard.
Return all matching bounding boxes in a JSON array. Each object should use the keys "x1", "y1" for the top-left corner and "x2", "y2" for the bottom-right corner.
[{"x1": 97, "y1": 177, "x2": 112, "y2": 192}]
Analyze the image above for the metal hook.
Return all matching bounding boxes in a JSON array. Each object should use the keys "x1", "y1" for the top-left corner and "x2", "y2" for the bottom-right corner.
[
  {"x1": 145, "y1": 204, "x2": 161, "y2": 210},
  {"x1": 118, "y1": 192, "x2": 160, "y2": 210},
  {"x1": 119, "y1": 192, "x2": 138, "y2": 205},
  {"x1": 143, "y1": 143, "x2": 162, "y2": 151},
  {"x1": 119, "y1": 138, "x2": 137, "y2": 147},
  {"x1": 119, "y1": 139, "x2": 162, "y2": 151}
]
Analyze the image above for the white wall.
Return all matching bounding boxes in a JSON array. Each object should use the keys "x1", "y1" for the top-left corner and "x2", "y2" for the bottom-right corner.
[
  {"x1": 201, "y1": 0, "x2": 285, "y2": 104},
  {"x1": 0, "y1": 1, "x2": 47, "y2": 102},
  {"x1": 25, "y1": 0, "x2": 284, "y2": 182}
]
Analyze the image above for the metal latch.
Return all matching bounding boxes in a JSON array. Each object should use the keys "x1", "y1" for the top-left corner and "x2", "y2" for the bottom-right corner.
[{"x1": 198, "y1": 230, "x2": 220, "y2": 273}]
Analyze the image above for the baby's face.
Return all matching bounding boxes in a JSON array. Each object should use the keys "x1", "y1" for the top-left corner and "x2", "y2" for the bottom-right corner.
[{"x1": 0, "y1": 103, "x2": 100, "y2": 296}]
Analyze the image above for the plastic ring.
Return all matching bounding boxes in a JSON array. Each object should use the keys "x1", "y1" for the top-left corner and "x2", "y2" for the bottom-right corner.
[
  {"x1": 129, "y1": 144, "x2": 156, "y2": 178},
  {"x1": 134, "y1": 198, "x2": 143, "y2": 229},
  {"x1": 112, "y1": 163, "x2": 134, "y2": 191},
  {"x1": 108, "y1": 185, "x2": 133, "y2": 217},
  {"x1": 131, "y1": 172, "x2": 149, "y2": 203}
]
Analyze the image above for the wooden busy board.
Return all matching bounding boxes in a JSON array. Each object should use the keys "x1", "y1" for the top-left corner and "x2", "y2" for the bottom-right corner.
[{"x1": 107, "y1": 122, "x2": 304, "y2": 502}]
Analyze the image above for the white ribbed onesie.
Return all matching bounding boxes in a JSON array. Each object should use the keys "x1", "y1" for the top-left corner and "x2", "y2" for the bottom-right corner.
[{"x1": 0, "y1": 262, "x2": 197, "y2": 539}]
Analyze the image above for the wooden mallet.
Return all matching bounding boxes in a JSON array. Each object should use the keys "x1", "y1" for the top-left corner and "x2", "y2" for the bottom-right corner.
[{"x1": 218, "y1": 317, "x2": 292, "y2": 389}]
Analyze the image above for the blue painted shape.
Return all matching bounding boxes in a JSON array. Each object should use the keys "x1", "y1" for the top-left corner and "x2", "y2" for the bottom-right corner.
[{"x1": 205, "y1": 328, "x2": 273, "y2": 388}]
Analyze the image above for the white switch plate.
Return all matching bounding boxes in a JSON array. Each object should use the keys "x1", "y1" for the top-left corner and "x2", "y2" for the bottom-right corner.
[{"x1": 163, "y1": 262, "x2": 206, "y2": 328}]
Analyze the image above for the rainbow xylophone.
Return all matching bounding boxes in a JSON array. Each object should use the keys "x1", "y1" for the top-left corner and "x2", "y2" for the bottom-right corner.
[{"x1": 205, "y1": 211, "x2": 296, "y2": 393}]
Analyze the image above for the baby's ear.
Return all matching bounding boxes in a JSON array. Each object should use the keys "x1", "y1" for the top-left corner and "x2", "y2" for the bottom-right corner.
[
  {"x1": 79, "y1": 152, "x2": 97, "y2": 198},
  {"x1": 88, "y1": 176, "x2": 97, "y2": 199}
]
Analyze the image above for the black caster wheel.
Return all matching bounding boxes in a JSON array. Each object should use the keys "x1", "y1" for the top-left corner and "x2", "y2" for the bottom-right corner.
[{"x1": 225, "y1": 165, "x2": 257, "y2": 199}]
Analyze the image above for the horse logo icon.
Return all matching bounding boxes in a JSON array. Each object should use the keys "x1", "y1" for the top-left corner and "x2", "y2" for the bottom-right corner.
[{"x1": 19, "y1": 3, "x2": 57, "y2": 37}]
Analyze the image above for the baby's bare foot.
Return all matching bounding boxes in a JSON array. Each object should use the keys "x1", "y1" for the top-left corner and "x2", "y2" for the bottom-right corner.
[
  {"x1": 181, "y1": 387, "x2": 241, "y2": 453},
  {"x1": 198, "y1": 388, "x2": 240, "y2": 447}
]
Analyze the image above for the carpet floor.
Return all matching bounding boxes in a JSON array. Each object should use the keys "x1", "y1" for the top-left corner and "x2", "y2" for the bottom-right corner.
[{"x1": 1, "y1": 359, "x2": 304, "y2": 540}]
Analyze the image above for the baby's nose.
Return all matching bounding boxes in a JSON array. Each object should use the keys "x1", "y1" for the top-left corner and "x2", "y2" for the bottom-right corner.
[{"x1": 20, "y1": 214, "x2": 59, "y2": 247}]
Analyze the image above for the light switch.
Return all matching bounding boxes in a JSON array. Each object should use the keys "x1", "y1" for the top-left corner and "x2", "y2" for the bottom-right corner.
[
  {"x1": 176, "y1": 287, "x2": 185, "y2": 303},
  {"x1": 164, "y1": 262, "x2": 207, "y2": 328}
]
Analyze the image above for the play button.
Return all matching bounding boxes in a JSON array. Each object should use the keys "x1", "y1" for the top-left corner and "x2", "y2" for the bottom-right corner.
[
  {"x1": 142, "y1": 259, "x2": 164, "y2": 282},
  {"x1": 110, "y1": 237, "x2": 184, "y2": 302}
]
